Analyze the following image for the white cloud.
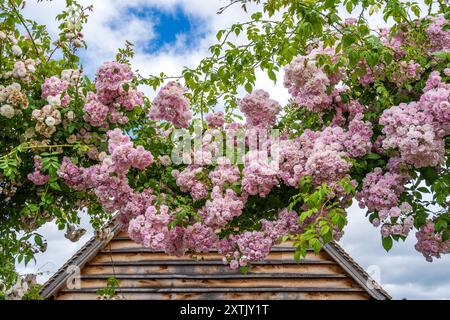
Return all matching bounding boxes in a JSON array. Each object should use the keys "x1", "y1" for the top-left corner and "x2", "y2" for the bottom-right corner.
[{"x1": 16, "y1": 210, "x2": 93, "y2": 285}]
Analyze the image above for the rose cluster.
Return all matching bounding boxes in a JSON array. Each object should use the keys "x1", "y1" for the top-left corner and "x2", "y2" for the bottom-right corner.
[
  {"x1": 12, "y1": 59, "x2": 36, "y2": 82},
  {"x1": 27, "y1": 156, "x2": 49, "y2": 186},
  {"x1": 219, "y1": 209, "x2": 300, "y2": 269},
  {"x1": 41, "y1": 76, "x2": 71, "y2": 107},
  {"x1": 379, "y1": 71, "x2": 449, "y2": 169},
  {"x1": 58, "y1": 128, "x2": 154, "y2": 226},
  {"x1": 415, "y1": 221, "x2": 450, "y2": 262},
  {"x1": 206, "y1": 111, "x2": 225, "y2": 129},
  {"x1": 29, "y1": 69, "x2": 81, "y2": 137},
  {"x1": 426, "y1": 16, "x2": 450, "y2": 53},
  {"x1": 83, "y1": 62, "x2": 144, "y2": 128},
  {"x1": 200, "y1": 187, "x2": 245, "y2": 227},
  {"x1": 31, "y1": 103, "x2": 63, "y2": 138},
  {"x1": 0, "y1": 83, "x2": 28, "y2": 119},
  {"x1": 239, "y1": 89, "x2": 281, "y2": 129},
  {"x1": 283, "y1": 46, "x2": 342, "y2": 113},
  {"x1": 149, "y1": 81, "x2": 192, "y2": 128}
]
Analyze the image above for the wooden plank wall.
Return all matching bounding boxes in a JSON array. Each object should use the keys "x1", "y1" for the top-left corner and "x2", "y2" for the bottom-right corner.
[{"x1": 54, "y1": 231, "x2": 370, "y2": 300}]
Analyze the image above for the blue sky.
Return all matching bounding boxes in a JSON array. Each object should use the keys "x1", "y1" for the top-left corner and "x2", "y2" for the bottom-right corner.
[
  {"x1": 120, "y1": 5, "x2": 207, "y2": 53},
  {"x1": 16, "y1": 0, "x2": 450, "y2": 300}
]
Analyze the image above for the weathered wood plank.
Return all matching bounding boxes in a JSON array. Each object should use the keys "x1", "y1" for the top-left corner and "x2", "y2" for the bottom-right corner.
[
  {"x1": 74, "y1": 276, "x2": 360, "y2": 290},
  {"x1": 80, "y1": 273, "x2": 347, "y2": 279},
  {"x1": 91, "y1": 251, "x2": 333, "y2": 264},
  {"x1": 81, "y1": 264, "x2": 347, "y2": 276},
  {"x1": 60, "y1": 286, "x2": 366, "y2": 293},
  {"x1": 88, "y1": 259, "x2": 336, "y2": 267},
  {"x1": 56, "y1": 286, "x2": 368, "y2": 300},
  {"x1": 56, "y1": 290, "x2": 369, "y2": 300},
  {"x1": 116, "y1": 231, "x2": 129, "y2": 238}
]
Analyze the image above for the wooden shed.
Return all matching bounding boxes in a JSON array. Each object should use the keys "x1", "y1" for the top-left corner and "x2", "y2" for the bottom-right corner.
[{"x1": 39, "y1": 219, "x2": 391, "y2": 300}]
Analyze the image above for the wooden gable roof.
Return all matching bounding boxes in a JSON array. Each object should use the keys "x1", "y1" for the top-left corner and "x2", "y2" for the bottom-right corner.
[{"x1": 40, "y1": 219, "x2": 391, "y2": 300}]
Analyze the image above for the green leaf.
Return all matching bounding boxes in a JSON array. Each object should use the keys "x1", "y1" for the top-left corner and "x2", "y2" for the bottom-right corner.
[
  {"x1": 366, "y1": 51, "x2": 379, "y2": 67},
  {"x1": 294, "y1": 249, "x2": 302, "y2": 261},
  {"x1": 382, "y1": 236, "x2": 393, "y2": 252},
  {"x1": 310, "y1": 238, "x2": 322, "y2": 255},
  {"x1": 244, "y1": 82, "x2": 253, "y2": 93},
  {"x1": 342, "y1": 33, "x2": 357, "y2": 48},
  {"x1": 50, "y1": 182, "x2": 61, "y2": 191},
  {"x1": 28, "y1": 204, "x2": 39, "y2": 212},
  {"x1": 320, "y1": 225, "x2": 330, "y2": 236},
  {"x1": 348, "y1": 50, "x2": 360, "y2": 66},
  {"x1": 435, "y1": 220, "x2": 448, "y2": 232},
  {"x1": 345, "y1": 1, "x2": 354, "y2": 13},
  {"x1": 421, "y1": 167, "x2": 439, "y2": 185},
  {"x1": 267, "y1": 69, "x2": 277, "y2": 82},
  {"x1": 417, "y1": 187, "x2": 429, "y2": 193},
  {"x1": 216, "y1": 29, "x2": 224, "y2": 41},
  {"x1": 240, "y1": 265, "x2": 249, "y2": 274},
  {"x1": 251, "y1": 12, "x2": 263, "y2": 21},
  {"x1": 411, "y1": 5, "x2": 421, "y2": 18},
  {"x1": 366, "y1": 153, "x2": 381, "y2": 160},
  {"x1": 34, "y1": 235, "x2": 43, "y2": 247},
  {"x1": 383, "y1": 51, "x2": 393, "y2": 64}
]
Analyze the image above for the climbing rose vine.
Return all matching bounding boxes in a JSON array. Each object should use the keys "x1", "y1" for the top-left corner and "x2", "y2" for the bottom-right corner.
[{"x1": 0, "y1": 0, "x2": 449, "y2": 294}]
